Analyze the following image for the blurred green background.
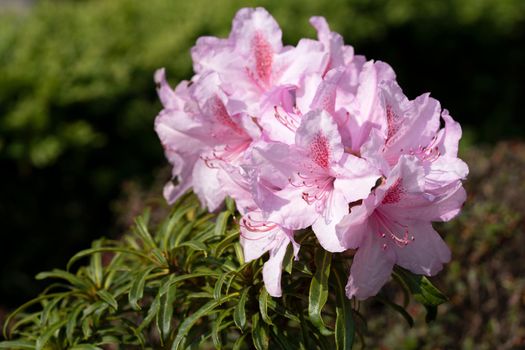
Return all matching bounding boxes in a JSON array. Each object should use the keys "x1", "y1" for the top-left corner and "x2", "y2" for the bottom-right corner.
[{"x1": 0, "y1": 0, "x2": 524, "y2": 347}]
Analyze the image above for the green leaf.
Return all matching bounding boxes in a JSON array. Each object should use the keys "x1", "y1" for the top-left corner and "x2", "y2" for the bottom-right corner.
[
  {"x1": 135, "y1": 293, "x2": 161, "y2": 334},
  {"x1": 424, "y1": 304, "x2": 438, "y2": 323},
  {"x1": 392, "y1": 271, "x2": 411, "y2": 307},
  {"x1": 213, "y1": 272, "x2": 231, "y2": 300},
  {"x1": 282, "y1": 244, "x2": 295, "y2": 275},
  {"x1": 157, "y1": 281, "x2": 177, "y2": 344},
  {"x1": 178, "y1": 240, "x2": 207, "y2": 252},
  {"x1": 233, "y1": 287, "x2": 250, "y2": 331},
  {"x1": 233, "y1": 242, "x2": 245, "y2": 265},
  {"x1": 36, "y1": 269, "x2": 91, "y2": 291},
  {"x1": 258, "y1": 288, "x2": 273, "y2": 325},
  {"x1": 251, "y1": 313, "x2": 269, "y2": 350},
  {"x1": 133, "y1": 213, "x2": 157, "y2": 249},
  {"x1": 3, "y1": 293, "x2": 65, "y2": 339},
  {"x1": 67, "y1": 247, "x2": 159, "y2": 270},
  {"x1": 225, "y1": 196, "x2": 236, "y2": 213},
  {"x1": 333, "y1": 267, "x2": 355, "y2": 350},
  {"x1": 214, "y1": 230, "x2": 240, "y2": 257},
  {"x1": 173, "y1": 221, "x2": 196, "y2": 247},
  {"x1": 89, "y1": 240, "x2": 104, "y2": 289},
  {"x1": 129, "y1": 265, "x2": 157, "y2": 310},
  {"x1": 308, "y1": 249, "x2": 333, "y2": 336},
  {"x1": 159, "y1": 272, "x2": 221, "y2": 295},
  {"x1": 66, "y1": 303, "x2": 85, "y2": 344},
  {"x1": 394, "y1": 267, "x2": 447, "y2": 322},
  {"x1": 0, "y1": 340, "x2": 35, "y2": 349},
  {"x1": 394, "y1": 267, "x2": 448, "y2": 306},
  {"x1": 35, "y1": 319, "x2": 67, "y2": 350},
  {"x1": 270, "y1": 326, "x2": 296, "y2": 350},
  {"x1": 82, "y1": 300, "x2": 107, "y2": 319},
  {"x1": 375, "y1": 294, "x2": 414, "y2": 327},
  {"x1": 171, "y1": 294, "x2": 236, "y2": 350},
  {"x1": 96, "y1": 289, "x2": 118, "y2": 311},
  {"x1": 214, "y1": 211, "x2": 231, "y2": 238},
  {"x1": 40, "y1": 293, "x2": 67, "y2": 326},
  {"x1": 211, "y1": 309, "x2": 232, "y2": 349},
  {"x1": 232, "y1": 333, "x2": 248, "y2": 350},
  {"x1": 70, "y1": 345, "x2": 103, "y2": 350}
]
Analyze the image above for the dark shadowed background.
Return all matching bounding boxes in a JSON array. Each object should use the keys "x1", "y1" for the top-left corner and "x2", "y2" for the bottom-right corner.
[{"x1": 1, "y1": 0, "x2": 524, "y2": 347}]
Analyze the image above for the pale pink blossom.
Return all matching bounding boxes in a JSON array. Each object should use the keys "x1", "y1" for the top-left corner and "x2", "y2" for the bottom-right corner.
[
  {"x1": 154, "y1": 7, "x2": 468, "y2": 300},
  {"x1": 240, "y1": 210, "x2": 299, "y2": 297},
  {"x1": 251, "y1": 110, "x2": 380, "y2": 252},
  {"x1": 337, "y1": 155, "x2": 465, "y2": 299}
]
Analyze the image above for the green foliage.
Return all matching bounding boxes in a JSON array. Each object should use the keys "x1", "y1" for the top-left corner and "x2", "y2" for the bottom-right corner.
[
  {"x1": 1, "y1": 193, "x2": 447, "y2": 349},
  {"x1": 1, "y1": 0, "x2": 524, "y2": 167}
]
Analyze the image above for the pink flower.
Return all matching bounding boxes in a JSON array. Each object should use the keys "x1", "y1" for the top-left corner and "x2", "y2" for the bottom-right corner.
[
  {"x1": 155, "y1": 69, "x2": 260, "y2": 211},
  {"x1": 240, "y1": 210, "x2": 299, "y2": 297},
  {"x1": 251, "y1": 110, "x2": 380, "y2": 252},
  {"x1": 154, "y1": 7, "x2": 468, "y2": 300},
  {"x1": 337, "y1": 156, "x2": 465, "y2": 299},
  {"x1": 191, "y1": 7, "x2": 327, "y2": 115}
]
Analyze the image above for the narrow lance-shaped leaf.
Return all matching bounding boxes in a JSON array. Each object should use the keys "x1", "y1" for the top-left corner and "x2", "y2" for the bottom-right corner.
[
  {"x1": 214, "y1": 211, "x2": 231, "y2": 238},
  {"x1": 70, "y1": 345, "x2": 104, "y2": 350},
  {"x1": 67, "y1": 247, "x2": 160, "y2": 270},
  {"x1": 251, "y1": 313, "x2": 269, "y2": 350},
  {"x1": 211, "y1": 309, "x2": 232, "y2": 349},
  {"x1": 393, "y1": 267, "x2": 448, "y2": 306},
  {"x1": 233, "y1": 287, "x2": 250, "y2": 331},
  {"x1": 129, "y1": 266, "x2": 157, "y2": 310},
  {"x1": 3, "y1": 292, "x2": 66, "y2": 339},
  {"x1": 133, "y1": 212, "x2": 157, "y2": 249},
  {"x1": 36, "y1": 319, "x2": 67, "y2": 350},
  {"x1": 66, "y1": 303, "x2": 85, "y2": 344},
  {"x1": 258, "y1": 288, "x2": 273, "y2": 325},
  {"x1": 0, "y1": 340, "x2": 35, "y2": 350},
  {"x1": 171, "y1": 294, "x2": 237, "y2": 350},
  {"x1": 393, "y1": 266, "x2": 448, "y2": 322},
  {"x1": 213, "y1": 272, "x2": 231, "y2": 300},
  {"x1": 308, "y1": 248, "x2": 333, "y2": 335},
  {"x1": 333, "y1": 267, "x2": 356, "y2": 350},
  {"x1": 178, "y1": 240, "x2": 207, "y2": 252},
  {"x1": 157, "y1": 281, "x2": 177, "y2": 345},
  {"x1": 232, "y1": 333, "x2": 248, "y2": 350},
  {"x1": 36, "y1": 269, "x2": 92, "y2": 291},
  {"x1": 135, "y1": 293, "x2": 161, "y2": 335},
  {"x1": 96, "y1": 289, "x2": 118, "y2": 311},
  {"x1": 89, "y1": 240, "x2": 104, "y2": 289},
  {"x1": 375, "y1": 294, "x2": 414, "y2": 327}
]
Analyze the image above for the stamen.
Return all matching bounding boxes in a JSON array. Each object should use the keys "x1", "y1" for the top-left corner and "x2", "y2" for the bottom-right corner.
[
  {"x1": 239, "y1": 213, "x2": 279, "y2": 241},
  {"x1": 375, "y1": 210, "x2": 414, "y2": 248},
  {"x1": 407, "y1": 135, "x2": 441, "y2": 162},
  {"x1": 274, "y1": 106, "x2": 299, "y2": 132}
]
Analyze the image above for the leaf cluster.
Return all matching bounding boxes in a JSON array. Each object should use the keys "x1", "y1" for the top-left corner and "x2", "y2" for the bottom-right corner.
[{"x1": 1, "y1": 193, "x2": 447, "y2": 349}]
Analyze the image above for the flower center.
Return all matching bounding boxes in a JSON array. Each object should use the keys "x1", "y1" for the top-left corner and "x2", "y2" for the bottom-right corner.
[
  {"x1": 386, "y1": 104, "x2": 401, "y2": 145},
  {"x1": 381, "y1": 177, "x2": 404, "y2": 205},
  {"x1": 408, "y1": 135, "x2": 441, "y2": 162},
  {"x1": 309, "y1": 133, "x2": 331, "y2": 169},
  {"x1": 253, "y1": 31, "x2": 273, "y2": 84},
  {"x1": 374, "y1": 209, "x2": 415, "y2": 249},
  {"x1": 212, "y1": 97, "x2": 246, "y2": 136}
]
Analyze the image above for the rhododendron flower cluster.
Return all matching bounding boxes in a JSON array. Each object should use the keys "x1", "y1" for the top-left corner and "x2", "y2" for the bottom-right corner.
[{"x1": 155, "y1": 8, "x2": 468, "y2": 300}]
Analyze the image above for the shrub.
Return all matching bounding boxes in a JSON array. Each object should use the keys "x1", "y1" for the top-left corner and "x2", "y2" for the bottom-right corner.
[{"x1": 0, "y1": 194, "x2": 448, "y2": 349}]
